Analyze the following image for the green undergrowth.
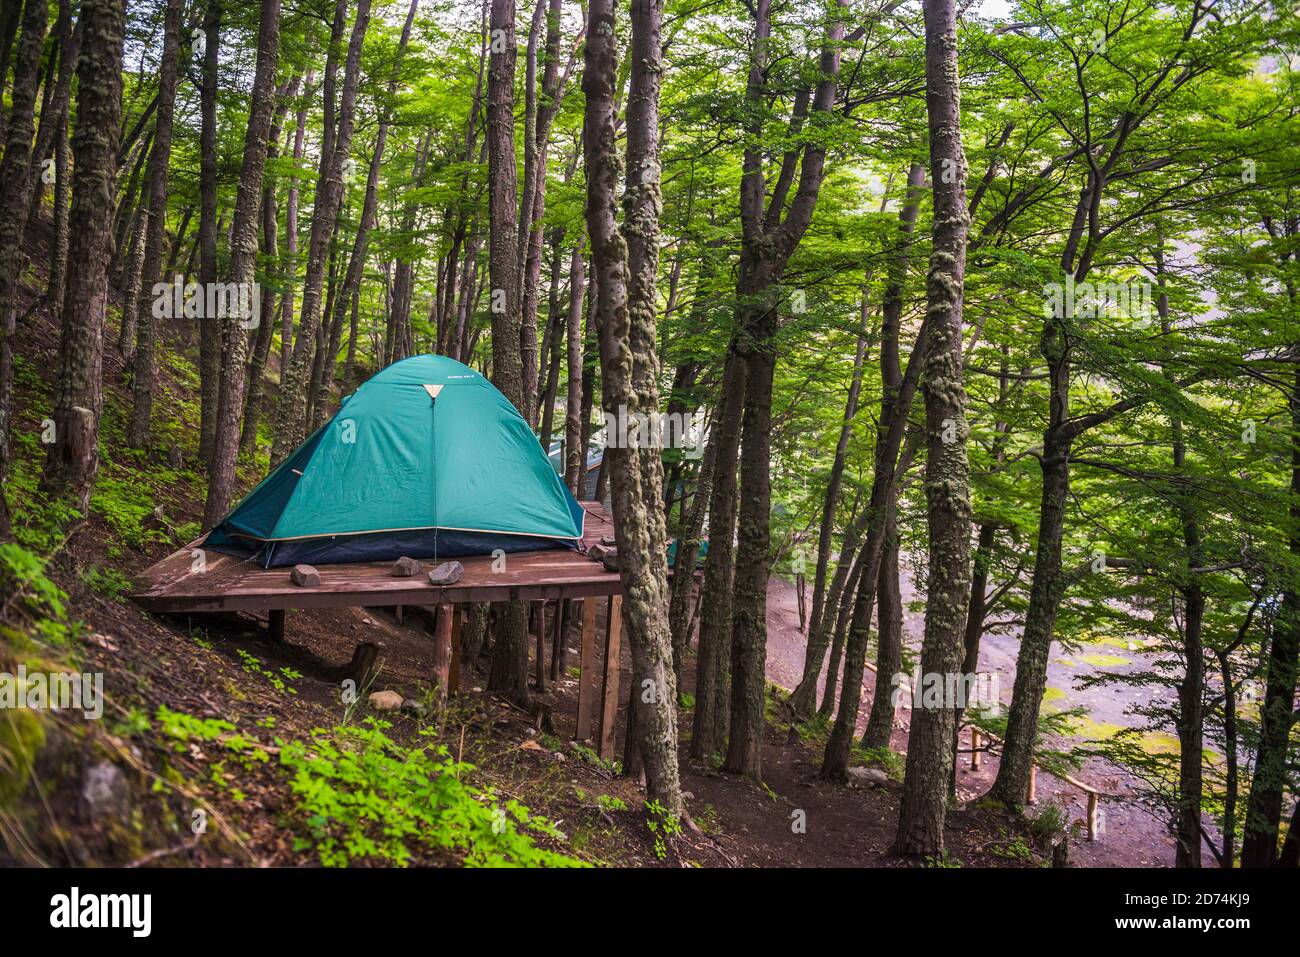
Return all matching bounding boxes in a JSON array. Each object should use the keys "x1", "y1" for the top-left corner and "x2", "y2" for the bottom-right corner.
[
  {"x1": 275, "y1": 719, "x2": 583, "y2": 867},
  {"x1": 152, "y1": 707, "x2": 584, "y2": 867},
  {"x1": 0, "y1": 540, "x2": 84, "y2": 814}
]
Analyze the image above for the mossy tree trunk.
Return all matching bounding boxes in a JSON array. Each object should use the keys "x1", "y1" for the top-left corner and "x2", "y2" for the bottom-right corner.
[
  {"x1": 484, "y1": 0, "x2": 533, "y2": 708},
  {"x1": 197, "y1": 0, "x2": 223, "y2": 467},
  {"x1": 692, "y1": 347, "x2": 744, "y2": 760},
  {"x1": 0, "y1": 0, "x2": 48, "y2": 537},
  {"x1": 892, "y1": 0, "x2": 973, "y2": 859},
  {"x1": 583, "y1": 0, "x2": 683, "y2": 816},
  {"x1": 42, "y1": 0, "x2": 126, "y2": 511}
]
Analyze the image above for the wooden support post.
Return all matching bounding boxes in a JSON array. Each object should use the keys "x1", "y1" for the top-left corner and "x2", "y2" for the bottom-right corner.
[
  {"x1": 971, "y1": 728, "x2": 981, "y2": 770},
  {"x1": 598, "y1": 595, "x2": 623, "y2": 763},
  {"x1": 396, "y1": 605, "x2": 404, "y2": 625},
  {"x1": 268, "y1": 609, "x2": 285, "y2": 644},
  {"x1": 346, "y1": 641, "x2": 380, "y2": 688},
  {"x1": 576, "y1": 598, "x2": 599, "y2": 740},
  {"x1": 533, "y1": 601, "x2": 547, "y2": 693},
  {"x1": 1087, "y1": 792, "x2": 1099, "y2": 842},
  {"x1": 432, "y1": 603, "x2": 453, "y2": 707},
  {"x1": 1026, "y1": 763, "x2": 1038, "y2": 805},
  {"x1": 549, "y1": 598, "x2": 566, "y2": 682},
  {"x1": 450, "y1": 606, "x2": 463, "y2": 693}
]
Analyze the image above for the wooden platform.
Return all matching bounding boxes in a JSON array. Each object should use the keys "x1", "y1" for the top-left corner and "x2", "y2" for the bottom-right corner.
[
  {"x1": 132, "y1": 502, "x2": 622, "y2": 614},
  {"x1": 131, "y1": 501, "x2": 701, "y2": 763}
]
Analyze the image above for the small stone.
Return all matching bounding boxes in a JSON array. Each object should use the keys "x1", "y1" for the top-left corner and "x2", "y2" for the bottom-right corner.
[
  {"x1": 428, "y1": 561, "x2": 464, "y2": 586},
  {"x1": 369, "y1": 690, "x2": 404, "y2": 711},
  {"x1": 600, "y1": 536, "x2": 616, "y2": 547},
  {"x1": 554, "y1": 752, "x2": 567, "y2": 763},
  {"x1": 85, "y1": 632, "x2": 118, "y2": 652},
  {"x1": 391, "y1": 556, "x2": 422, "y2": 577},
  {"x1": 846, "y1": 766, "x2": 890, "y2": 788},
  {"x1": 588, "y1": 544, "x2": 619, "y2": 571},
  {"x1": 400, "y1": 698, "x2": 428, "y2": 718},
  {"x1": 290, "y1": 564, "x2": 321, "y2": 587},
  {"x1": 79, "y1": 761, "x2": 129, "y2": 823}
]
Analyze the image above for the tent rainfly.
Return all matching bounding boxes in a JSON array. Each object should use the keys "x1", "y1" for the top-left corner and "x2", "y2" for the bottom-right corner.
[{"x1": 203, "y1": 354, "x2": 586, "y2": 567}]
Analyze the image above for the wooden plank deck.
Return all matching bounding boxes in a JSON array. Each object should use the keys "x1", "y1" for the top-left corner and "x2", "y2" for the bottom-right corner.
[{"x1": 132, "y1": 502, "x2": 623, "y2": 614}]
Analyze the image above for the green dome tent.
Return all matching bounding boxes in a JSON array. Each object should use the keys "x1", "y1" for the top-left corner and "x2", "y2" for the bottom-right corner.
[{"x1": 203, "y1": 354, "x2": 586, "y2": 567}]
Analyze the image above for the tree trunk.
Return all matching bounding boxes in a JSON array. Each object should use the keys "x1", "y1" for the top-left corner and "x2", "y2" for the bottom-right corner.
[
  {"x1": 691, "y1": 348, "x2": 745, "y2": 760},
  {"x1": 862, "y1": 506, "x2": 903, "y2": 750},
  {"x1": 269, "y1": 0, "x2": 369, "y2": 466},
  {"x1": 484, "y1": 0, "x2": 532, "y2": 708},
  {"x1": 562, "y1": 245, "x2": 586, "y2": 495},
  {"x1": 241, "y1": 76, "x2": 300, "y2": 458},
  {"x1": 518, "y1": 0, "x2": 570, "y2": 423},
  {"x1": 25, "y1": 0, "x2": 78, "y2": 230},
  {"x1": 822, "y1": 310, "x2": 933, "y2": 778},
  {"x1": 0, "y1": 0, "x2": 49, "y2": 536},
  {"x1": 197, "y1": 0, "x2": 222, "y2": 467},
  {"x1": 47, "y1": 91, "x2": 71, "y2": 301},
  {"x1": 201, "y1": 0, "x2": 282, "y2": 528},
  {"x1": 117, "y1": 208, "x2": 147, "y2": 362},
  {"x1": 314, "y1": 0, "x2": 419, "y2": 420},
  {"x1": 41, "y1": 0, "x2": 125, "y2": 510},
  {"x1": 797, "y1": 288, "x2": 871, "y2": 719},
  {"x1": 125, "y1": 0, "x2": 182, "y2": 449},
  {"x1": 1240, "y1": 367, "x2": 1300, "y2": 867},
  {"x1": 282, "y1": 70, "x2": 312, "y2": 370},
  {"x1": 892, "y1": 0, "x2": 972, "y2": 858},
  {"x1": 726, "y1": 290, "x2": 776, "y2": 778},
  {"x1": 721, "y1": 0, "x2": 847, "y2": 777},
  {"x1": 537, "y1": 235, "x2": 566, "y2": 449},
  {"x1": 669, "y1": 434, "x2": 715, "y2": 686},
  {"x1": 792, "y1": 163, "x2": 924, "y2": 719},
  {"x1": 583, "y1": 0, "x2": 682, "y2": 816}
]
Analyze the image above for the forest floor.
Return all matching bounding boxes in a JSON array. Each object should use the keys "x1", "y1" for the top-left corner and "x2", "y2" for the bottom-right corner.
[{"x1": 763, "y1": 576, "x2": 1181, "y2": 866}]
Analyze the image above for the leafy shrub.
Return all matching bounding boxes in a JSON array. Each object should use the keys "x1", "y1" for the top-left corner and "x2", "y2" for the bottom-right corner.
[
  {"x1": 83, "y1": 564, "x2": 133, "y2": 599},
  {"x1": 278, "y1": 719, "x2": 583, "y2": 868}
]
